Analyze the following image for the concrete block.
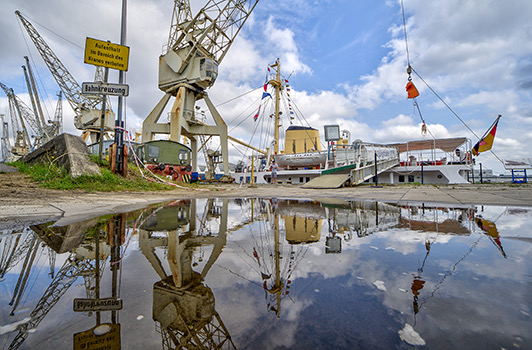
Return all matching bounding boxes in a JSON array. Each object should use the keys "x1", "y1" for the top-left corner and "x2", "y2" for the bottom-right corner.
[{"x1": 21, "y1": 133, "x2": 101, "y2": 177}]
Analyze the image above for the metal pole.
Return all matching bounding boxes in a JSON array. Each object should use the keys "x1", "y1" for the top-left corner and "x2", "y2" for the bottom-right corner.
[
  {"x1": 95, "y1": 227, "x2": 101, "y2": 325},
  {"x1": 251, "y1": 155, "x2": 255, "y2": 187},
  {"x1": 114, "y1": 0, "x2": 127, "y2": 174},
  {"x1": 421, "y1": 161, "x2": 424, "y2": 184},
  {"x1": 374, "y1": 152, "x2": 378, "y2": 186},
  {"x1": 98, "y1": 67, "x2": 109, "y2": 162}
]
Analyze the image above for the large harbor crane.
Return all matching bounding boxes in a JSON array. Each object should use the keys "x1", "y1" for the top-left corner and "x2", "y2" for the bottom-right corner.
[
  {"x1": 1, "y1": 114, "x2": 11, "y2": 161},
  {"x1": 0, "y1": 82, "x2": 37, "y2": 155},
  {"x1": 142, "y1": 0, "x2": 260, "y2": 178},
  {"x1": 15, "y1": 11, "x2": 115, "y2": 143}
]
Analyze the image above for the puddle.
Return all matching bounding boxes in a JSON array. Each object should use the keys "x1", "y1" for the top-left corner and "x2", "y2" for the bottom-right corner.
[{"x1": 0, "y1": 198, "x2": 531, "y2": 349}]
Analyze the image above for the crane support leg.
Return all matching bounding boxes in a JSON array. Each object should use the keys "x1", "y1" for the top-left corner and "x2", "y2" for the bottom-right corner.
[
  {"x1": 203, "y1": 94, "x2": 229, "y2": 176},
  {"x1": 142, "y1": 86, "x2": 231, "y2": 177},
  {"x1": 142, "y1": 93, "x2": 172, "y2": 141}
]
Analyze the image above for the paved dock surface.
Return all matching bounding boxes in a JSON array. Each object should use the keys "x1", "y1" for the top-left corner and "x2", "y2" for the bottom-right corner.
[{"x1": 1, "y1": 183, "x2": 531, "y2": 229}]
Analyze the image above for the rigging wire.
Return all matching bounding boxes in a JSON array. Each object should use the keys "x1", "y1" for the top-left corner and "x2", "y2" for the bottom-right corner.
[
  {"x1": 216, "y1": 85, "x2": 262, "y2": 108},
  {"x1": 410, "y1": 67, "x2": 479, "y2": 140},
  {"x1": 18, "y1": 11, "x2": 84, "y2": 50}
]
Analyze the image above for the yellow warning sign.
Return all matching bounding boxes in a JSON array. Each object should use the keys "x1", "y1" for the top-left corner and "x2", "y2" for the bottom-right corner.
[{"x1": 84, "y1": 37, "x2": 129, "y2": 71}]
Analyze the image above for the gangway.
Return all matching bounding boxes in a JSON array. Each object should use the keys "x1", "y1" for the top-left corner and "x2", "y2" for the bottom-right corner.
[{"x1": 303, "y1": 142, "x2": 399, "y2": 188}]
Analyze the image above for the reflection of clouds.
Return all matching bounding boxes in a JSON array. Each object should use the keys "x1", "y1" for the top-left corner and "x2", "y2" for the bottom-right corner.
[
  {"x1": 346, "y1": 229, "x2": 454, "y2": 256},
  {"x1": 138, "y1": 199, "x2": 532, "y2": 348},
  {"x1": 210, "y1": 269, "x2": 314, "y2": 349}
]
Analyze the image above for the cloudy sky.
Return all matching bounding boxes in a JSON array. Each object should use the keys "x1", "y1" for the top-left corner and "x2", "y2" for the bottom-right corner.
[{"x1": 1, "y1": 0, "x2": 532, "y2": 173}]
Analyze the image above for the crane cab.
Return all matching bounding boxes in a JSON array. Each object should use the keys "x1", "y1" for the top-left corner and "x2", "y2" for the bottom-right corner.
[
  {"x1": 159, "y1": 49, "x2": 219, "y2": 91},
  {"x1": 199, "y1": 58, "x2": 218, "y2": 84}
]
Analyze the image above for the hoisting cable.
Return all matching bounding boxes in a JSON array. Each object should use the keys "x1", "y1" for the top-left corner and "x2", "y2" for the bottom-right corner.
[
  {"x1": 410, "y1": 67, "x2": 479, "y2": 139},
  {"x1": 401, "y1": 0, "x2": 431, "y2": 139},
  {"x1": 400, "y1": 1, "x2": 504, "y2": 164},
  {"x1": 401, "y1": 0, "x2": 411, "y2": 68},
  {"x1": 18, "y1": 11, "x2": 83, "y2": 50}
]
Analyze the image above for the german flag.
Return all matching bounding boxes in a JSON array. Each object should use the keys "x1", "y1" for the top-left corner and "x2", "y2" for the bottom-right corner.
[{"x1": 472, "y1": 115, "x2": 501, "y2": 156}]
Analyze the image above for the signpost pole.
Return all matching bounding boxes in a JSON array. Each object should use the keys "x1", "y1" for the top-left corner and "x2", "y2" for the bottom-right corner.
[
  {"x1": 98, "y1": 67, "x2": 109, "y2": 162},
  {"x1": 114, "y1": 0, "x2": 127, "y2": 175}
]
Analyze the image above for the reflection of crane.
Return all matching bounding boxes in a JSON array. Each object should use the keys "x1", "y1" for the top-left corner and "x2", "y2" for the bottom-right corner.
[
  {"x1": 16, "y1": 11, "x2": 115, "y2": 143},
  {"x1": 9, "y1": 256, "x2": 99, "y2": 350},
  {"x1": 0, "y1": 231, "x2": 22, "y2": 279},
  {"x1": 8, "y1": 218, "x2": 116, "y2": 350},
  {"x1": 142, "y1": 0, "x2": 260, "y2": 178},
  {"x1": 139, "y1": 198, "x2": 236, "y2": 349}
]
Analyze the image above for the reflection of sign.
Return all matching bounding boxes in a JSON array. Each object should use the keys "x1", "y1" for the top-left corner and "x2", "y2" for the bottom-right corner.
[
  {"x1": 84, "y1": 37, "x2": 130, "y2": 71},
  {"x1": 74, "y1": 323, "x2": 120, "y2": 350},
  {"x1": 74, "y1": 298, "x2": 123, "y2": 312},
  {"x1": 82, "y1": 82, "x2": 129, "y2": 97}
]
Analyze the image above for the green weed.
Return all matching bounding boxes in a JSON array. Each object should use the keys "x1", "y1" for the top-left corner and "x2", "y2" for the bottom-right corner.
[{"x1": 9, "y1": 161, "x2": 181, "y2": 192}]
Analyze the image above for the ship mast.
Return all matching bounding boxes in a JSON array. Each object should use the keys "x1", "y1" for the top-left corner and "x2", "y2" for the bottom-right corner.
[{"x1": 269, "y1": 58, "x2": 283, "y2": 155}]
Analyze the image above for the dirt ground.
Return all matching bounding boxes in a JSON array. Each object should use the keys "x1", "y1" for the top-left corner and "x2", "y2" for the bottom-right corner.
[
  {"x1": 2, "y1": 170, "x2": 532, "y2": 206},
  {"x1": 0, "y1": 172, "x2": 67, "y2": 205},
  {"x1": 2, "y1": 167, "x2": 532, "y2": 232}
]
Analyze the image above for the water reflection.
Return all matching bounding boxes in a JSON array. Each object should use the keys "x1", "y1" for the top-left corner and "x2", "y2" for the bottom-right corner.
[
  {"x1": 138, "y1": 199, "x2": 234, "y2": 348},
  {"x1": 0, "y1": 198, "x2": 530, "y2": 349}
]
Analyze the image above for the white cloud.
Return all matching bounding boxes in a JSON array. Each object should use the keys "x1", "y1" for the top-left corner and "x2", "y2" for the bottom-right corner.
[{"x1": 2, "y1": 0, "x2": 532, "y2": 174}]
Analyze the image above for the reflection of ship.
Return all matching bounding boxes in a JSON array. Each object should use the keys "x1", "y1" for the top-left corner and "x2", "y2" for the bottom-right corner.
[
  {"x1": 139, "y1": 199, "x2": 236, "y2": 349},
  {"x1": 278, "y1": 200, "x2": 325, "y2": 244},
  {"x1": 321, "y1": 199, "x2": 401, "y2": 238},
  {"x1": 397, "y1": 204, "x2": 476, "y2": 235},
  {"x1": 233, "y1": 199, "x2": 403, "y2": 316}
]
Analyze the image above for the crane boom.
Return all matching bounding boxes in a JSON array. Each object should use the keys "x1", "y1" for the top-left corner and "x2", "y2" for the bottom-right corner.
[
  {"x1": 15, "y1": 11, "x2": 115, "y2": 142},
  {"x1": 168, "y1": 0, "x2": 259, "y2": 62},
  {"x1": 160, "y1": 0, "x2": 260, "y2": 90},
  {"x1": 15, "y1": 11, "x2": 96, "y2": 112}
]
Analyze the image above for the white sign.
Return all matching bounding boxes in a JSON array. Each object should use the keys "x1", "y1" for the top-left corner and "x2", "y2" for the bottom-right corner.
[
  {"x1": 74, "y1": 298, "x2": 123, "y2": 312},
  {"x1": 503, "y1": 158, "x2": 532, "y2": 170},
  {"x1": 82, "y1": 82, "x2": 129, "y2": 97}
]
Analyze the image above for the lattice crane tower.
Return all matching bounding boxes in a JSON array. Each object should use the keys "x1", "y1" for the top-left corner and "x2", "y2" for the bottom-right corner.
[
  {"x1": 15, "y1": 11, "x2": 115, "y2": 143},
  {"x1": 142, "y1": 0, "x2": 260, "y2": 176}
]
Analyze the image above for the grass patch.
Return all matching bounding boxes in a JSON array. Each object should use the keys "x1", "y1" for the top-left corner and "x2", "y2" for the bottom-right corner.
[{"x1": 9, "y1": 160, "x2": 190, "y2": 192}]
